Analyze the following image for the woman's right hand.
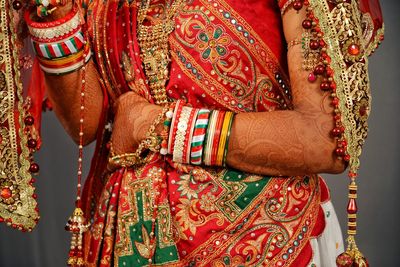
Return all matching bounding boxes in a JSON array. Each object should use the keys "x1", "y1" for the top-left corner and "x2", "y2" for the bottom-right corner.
[{"x1": 110, "y1": 92, "x2": 164, "y2": 155}]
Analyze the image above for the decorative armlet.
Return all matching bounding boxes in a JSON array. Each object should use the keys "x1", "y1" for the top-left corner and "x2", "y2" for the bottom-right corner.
[{"x1": 25, "y1": 5, "x2": 92, "y2": 75}]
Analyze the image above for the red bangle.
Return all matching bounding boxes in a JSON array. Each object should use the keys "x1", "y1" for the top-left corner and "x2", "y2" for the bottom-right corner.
[
  {"x1": 24, "y1": 6, "x2": 78, "y2": 29},
  {"x1": 210, "y1": 111, "x2": 226, "y2": 166}
]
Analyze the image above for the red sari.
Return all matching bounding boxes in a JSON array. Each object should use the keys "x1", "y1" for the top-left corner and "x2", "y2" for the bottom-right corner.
[{"x1": 75, "y1": 0, "x2": 383, "y2": 266}]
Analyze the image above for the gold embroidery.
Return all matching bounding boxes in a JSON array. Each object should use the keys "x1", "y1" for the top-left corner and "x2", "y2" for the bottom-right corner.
[
  {"x1": 309, "y1": 1, "x2": 383, "y2": 263},
  {"x1": 214, "y1": 172, "x2": 247, "y2": 222},
  {"x1": 365, "y1": 26, "x2": 385, "y2": 57},
  {"x1": 171, "y1": 0, "x2": 292, "y2": 112},
  {"x1": 115, "y1": 175, "x2": 152, "y2": 257},
  {"x1": 309, "y1": 0, "x2": 372, "y2": 173},
  {"x1": 157, "y1": 203, "x2": 175, "y2": 248},
  {"x1": 0, "y1": 0, "x2": 38, "y2": 230},
  {"x1": 138, "y1": 0, "x2": 186, "y2": 105},
  {"x1": 134, "y1": 224, "x2": 156, "y2": 259}
]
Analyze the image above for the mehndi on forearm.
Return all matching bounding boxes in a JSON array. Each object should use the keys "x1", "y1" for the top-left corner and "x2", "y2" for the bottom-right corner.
[
  {"x1": 225, "y1": 106, "x2": 344, "y2": 176},
  {"x1": 45, "y1": 60, "x2": 103, "y2": 144},
  {"x1": 27, "y1": 3, "x2": 104, "y2": 145}
]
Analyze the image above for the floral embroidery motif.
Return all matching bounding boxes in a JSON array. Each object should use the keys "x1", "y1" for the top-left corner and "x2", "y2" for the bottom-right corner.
[
  {"x1": 176, "y1": 174, "x2": 199, "y2": 199},
  {"x1": 134, "y1": 225, "x2": 156, "y2": 259},
  {"x1": 199, "y1": 192, "x2": 217, "y2": 212},
  {"x1": 195, "y1": 25, "x2": 231, "y2": 63},
  {"x1": 171, "y1": 0, "x2": 291, "y2": 112}
]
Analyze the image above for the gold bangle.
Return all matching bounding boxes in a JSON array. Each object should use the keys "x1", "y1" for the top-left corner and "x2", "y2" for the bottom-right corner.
[
  {"x1": 203, "y1": 110, "x2": 218, "y2": 166},
  {"x1": 216, "y1": 112, "x2": 233, "y2": 166}
]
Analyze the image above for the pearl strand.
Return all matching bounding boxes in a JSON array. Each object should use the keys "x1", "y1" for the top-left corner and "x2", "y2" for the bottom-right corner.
[{"x1": 65, "y1": 28, "x2": 90, "y2": 267}]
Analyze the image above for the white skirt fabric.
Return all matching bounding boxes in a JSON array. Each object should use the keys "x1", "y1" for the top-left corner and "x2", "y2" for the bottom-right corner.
[{"x1": 308, "y1": 201, "x2": 344, "y2": 267}]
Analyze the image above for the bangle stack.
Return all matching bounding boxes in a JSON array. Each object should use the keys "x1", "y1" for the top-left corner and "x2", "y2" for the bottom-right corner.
[
  {"x1": 169, "y1": 103, "x2": 235, "y2": 167},
  {"x1": 25, "y1": 6, "x2": 91, "y2": 75},
  {"x1": 190, "y1": 109, "x2": 210, "y2": 165},
  {"x1": 107, "y1": 100, "x2": 235, "y2": 169}
]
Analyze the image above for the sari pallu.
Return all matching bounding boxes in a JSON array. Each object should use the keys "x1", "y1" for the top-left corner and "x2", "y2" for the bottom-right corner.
[{"x1": 79, "y1": 0, "x2": 382, "y2": 266}]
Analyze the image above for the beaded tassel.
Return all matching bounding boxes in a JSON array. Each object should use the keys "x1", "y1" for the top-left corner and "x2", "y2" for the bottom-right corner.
[
  {"x1": 336, "y1": 173, "x2": 369, "y2": 267},
  {"x1": 65, "y1": 208, "x2": 90, "y2": 266},
  {"x1": 65, "y1": 33, "x2": 90, "y2": 266}
]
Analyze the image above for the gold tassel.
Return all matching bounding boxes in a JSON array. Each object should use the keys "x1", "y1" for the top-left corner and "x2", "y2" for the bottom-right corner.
[
  {"x1": 65, "y1": 208, "x2": 90, "y2": 266},
  {"x1": 336, "y1": 174, "x2": 369, "y2": 267}
]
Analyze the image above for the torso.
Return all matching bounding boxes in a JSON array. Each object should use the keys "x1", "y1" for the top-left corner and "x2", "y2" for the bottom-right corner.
[{"x1": 83, "y1": 1, "x2": 328, "y2": 266}]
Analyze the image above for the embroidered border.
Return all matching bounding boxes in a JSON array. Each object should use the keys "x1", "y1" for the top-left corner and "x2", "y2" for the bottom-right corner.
[{"x1": 0, "y1": 1, "x2": 39, "y2": 230}]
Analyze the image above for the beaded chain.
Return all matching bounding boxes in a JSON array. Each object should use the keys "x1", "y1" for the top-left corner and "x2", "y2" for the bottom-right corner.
[{"x1": 64, "y1": 26, "x2": 91, "y2": 266}]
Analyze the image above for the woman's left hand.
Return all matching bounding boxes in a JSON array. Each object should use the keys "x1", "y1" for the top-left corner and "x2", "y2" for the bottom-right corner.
[{"x1": 110, "y1": 92, "x2": 163, "y2": 155}]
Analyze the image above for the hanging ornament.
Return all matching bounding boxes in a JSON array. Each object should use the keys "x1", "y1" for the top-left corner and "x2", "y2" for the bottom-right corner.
[
  {"x1": 65, "y1": 207, "x2": 90, "y2": 266},
  {"x1": 65, "y1": 21, "x2": 90, "y2": 266}
]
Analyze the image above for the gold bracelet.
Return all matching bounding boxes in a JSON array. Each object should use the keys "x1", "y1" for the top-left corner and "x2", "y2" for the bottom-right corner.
[
  {"x1": 108, "y1": 105, "x2": 169, "y2": 169},
  {"x1": 216, "y1": 111, "x2": 233, "y2": 166}
]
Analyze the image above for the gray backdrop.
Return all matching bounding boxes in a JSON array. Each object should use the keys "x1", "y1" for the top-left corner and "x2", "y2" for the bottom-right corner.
[{"x1": 1, "y1": 2, "x2": 399, "y2": 266}]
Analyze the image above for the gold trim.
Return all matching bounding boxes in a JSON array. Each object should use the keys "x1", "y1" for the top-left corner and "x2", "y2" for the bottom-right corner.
[
  {"x1": 0, "y1": 1, "x2": 39, "y2": 230},
  {"x1": 308, "y1": 0, "x2": 372, "y2": 173}
]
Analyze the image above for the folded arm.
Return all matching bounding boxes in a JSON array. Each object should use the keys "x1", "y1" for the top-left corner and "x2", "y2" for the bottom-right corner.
[
  {"x1": 45, "y1": 60, "x2": 103, "y2": 145},
  {"x1": 225, "y1": 8, "x2": 345, "y2": 176},
  {"x1": 44, "y1": 5, "x2": 346, "y2": 176}
]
